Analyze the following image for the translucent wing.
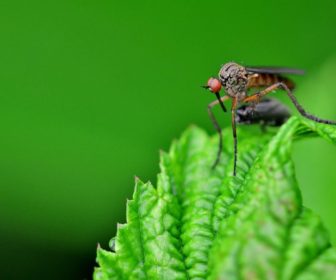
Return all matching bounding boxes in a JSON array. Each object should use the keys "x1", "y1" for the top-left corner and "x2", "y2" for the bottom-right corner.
[{"x1": 245, "y1": 66, "x2": 305, "y2": 75}]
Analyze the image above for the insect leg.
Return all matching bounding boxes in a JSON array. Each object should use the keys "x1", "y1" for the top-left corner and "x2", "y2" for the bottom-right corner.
[
  {"x1": 244, "y1": 83, "x2": 336, "y2": 124},
  {"x1": 207, "y1": 95, "x2": 230, "y2": 169},
  {"x1": 279, "y1": 83, "x2": 336, "y2": 124},
  {"x1": 231, "y1": 97, "x2": 238, "y2": 176}
]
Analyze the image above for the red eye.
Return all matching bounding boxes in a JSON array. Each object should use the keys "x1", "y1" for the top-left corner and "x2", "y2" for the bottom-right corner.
[{"x1": 207, "y1": 78, "x2": 221, "y2": 93}]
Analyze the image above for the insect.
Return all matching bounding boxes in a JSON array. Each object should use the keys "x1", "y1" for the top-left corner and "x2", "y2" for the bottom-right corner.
[
  {"x1": 202, "y1": 62, "x2": 336, "y2": 176},
  {"x1": 236, "y1": 98, "x2": 291, "y2": 127}
]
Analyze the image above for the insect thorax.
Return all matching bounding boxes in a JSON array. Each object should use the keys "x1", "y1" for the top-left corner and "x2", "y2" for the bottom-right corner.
[{"x1": 218, "y1": 62, "x2": 248, "y2": 100}]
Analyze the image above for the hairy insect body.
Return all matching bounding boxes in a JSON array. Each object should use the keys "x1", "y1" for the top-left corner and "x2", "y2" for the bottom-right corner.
[
  {"x1": 219, "y1": 62, "x2": 296, "y2": 101},
  {"x1": 247, "y1": 73, "x2": 295, "y2": 90},
  {"x1": 218, "y1": 62, "x2": 248, "y2": 100}
]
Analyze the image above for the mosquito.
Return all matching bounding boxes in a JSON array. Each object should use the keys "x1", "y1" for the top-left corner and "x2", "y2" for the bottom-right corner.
[{"x1": 202, "y1": 62, "x2": 336, "y2": 176}]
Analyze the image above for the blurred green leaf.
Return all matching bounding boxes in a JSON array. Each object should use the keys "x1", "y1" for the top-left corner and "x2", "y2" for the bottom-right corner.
[{"x1": 94, "y1": 117, "x2": 336, "y2": 280}]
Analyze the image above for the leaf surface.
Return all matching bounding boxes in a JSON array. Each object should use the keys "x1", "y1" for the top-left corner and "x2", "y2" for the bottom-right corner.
[{"x1": 94, "y1": 117, "x2": 336, "y2": 280}]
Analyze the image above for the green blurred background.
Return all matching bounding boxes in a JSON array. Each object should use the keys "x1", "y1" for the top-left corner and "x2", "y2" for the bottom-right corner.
[{"x1": 1, "y1": 0, "x2": 336, "y2": 279}]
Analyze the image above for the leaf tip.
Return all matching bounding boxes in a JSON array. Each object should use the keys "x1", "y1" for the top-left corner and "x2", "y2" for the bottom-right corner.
[
  {"x1": 117, "y1": 223, "x2": 125, "y2": 230},
  {"x1": 134, "y1": 175, "x2": 139, "y2": 182}
]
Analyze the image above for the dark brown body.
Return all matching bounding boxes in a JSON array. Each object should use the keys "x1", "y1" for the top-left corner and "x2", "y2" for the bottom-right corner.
[{"x1": 247, "y1": 73, "x2": 295, "y2": 90}]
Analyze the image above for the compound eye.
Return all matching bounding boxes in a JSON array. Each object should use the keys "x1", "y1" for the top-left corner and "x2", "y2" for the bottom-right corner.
[{"x1": 207, "y1": 78, "x2": 221, "y2": 93}]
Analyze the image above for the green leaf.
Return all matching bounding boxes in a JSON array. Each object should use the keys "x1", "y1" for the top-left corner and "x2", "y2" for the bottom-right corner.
[{"x1": 94, "y1": 117, "x2": 336, "y2": 280}]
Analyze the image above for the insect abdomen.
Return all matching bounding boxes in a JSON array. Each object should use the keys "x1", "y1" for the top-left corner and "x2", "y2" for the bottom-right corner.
[{"x1": 247, "y1": 74, "x2": 295, "y2": 90}]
